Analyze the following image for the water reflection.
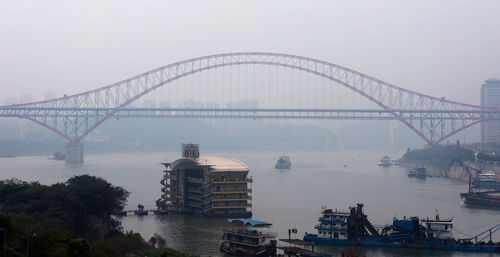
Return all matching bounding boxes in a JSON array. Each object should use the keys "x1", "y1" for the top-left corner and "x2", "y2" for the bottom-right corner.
[{"x1": 2, "y1": 150, "x2": 499, "y2": 256}]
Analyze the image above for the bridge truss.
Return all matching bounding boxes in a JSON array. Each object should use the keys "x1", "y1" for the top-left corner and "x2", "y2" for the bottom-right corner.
[{"x1": 0, "y1": 52, "x2": 498, "y2": 145}]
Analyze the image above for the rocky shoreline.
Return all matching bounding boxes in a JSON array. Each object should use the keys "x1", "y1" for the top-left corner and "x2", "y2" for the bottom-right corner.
[{"x1": 398, "y1": 160, "x2": 500, "y2": 182}]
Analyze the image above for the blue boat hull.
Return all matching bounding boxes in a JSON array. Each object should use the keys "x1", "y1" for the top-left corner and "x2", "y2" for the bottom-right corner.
[{"x1": 303, "y1": 236, "x2": 500, "y2": 253}]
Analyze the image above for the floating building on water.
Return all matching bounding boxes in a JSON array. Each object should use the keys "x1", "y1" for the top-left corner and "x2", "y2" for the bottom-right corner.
[{"x1": 158, "y1": 144, "x2": 252, "y2": 217}]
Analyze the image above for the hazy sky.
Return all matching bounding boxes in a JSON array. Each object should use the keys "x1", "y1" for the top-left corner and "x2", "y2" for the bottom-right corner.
[{"x1": 1, "y1": 0, "x2": 499, "y2": 105}]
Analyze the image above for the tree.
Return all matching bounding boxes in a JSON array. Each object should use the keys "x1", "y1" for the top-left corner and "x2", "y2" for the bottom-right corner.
[
  {"x1": 148, "y1": 234, "x2": 166, "y2": 248},
  {"x1": 68, "y1": 238, "x2": 91, "y2": 257},
  {"x1": 66, "y1": 175, "x2": 130, "y2": 217}
]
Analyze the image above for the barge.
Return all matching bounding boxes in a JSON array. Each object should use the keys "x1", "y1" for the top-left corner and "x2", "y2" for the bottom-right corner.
[
  {"x1": 304, "y1": 203, "x2": 500, "y2": 253},
  {"x1": 461, "y1": 173, "x2": 500, "y2": 208}
]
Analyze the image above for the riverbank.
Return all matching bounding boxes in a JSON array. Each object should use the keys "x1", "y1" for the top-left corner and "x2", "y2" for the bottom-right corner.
[{"x1": 399, "y1": 160, "x2": 500, "y2": 182}]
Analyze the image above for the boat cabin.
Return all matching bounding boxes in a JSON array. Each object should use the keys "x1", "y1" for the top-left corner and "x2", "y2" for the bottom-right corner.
[{"x1": 315, "y1": 209, "x2": 350, "y2": 240}]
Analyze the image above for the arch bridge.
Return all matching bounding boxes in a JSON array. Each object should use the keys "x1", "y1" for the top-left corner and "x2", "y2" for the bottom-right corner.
[{"x1": 1, "y1": 52, "x2": 498, "y2": 162}]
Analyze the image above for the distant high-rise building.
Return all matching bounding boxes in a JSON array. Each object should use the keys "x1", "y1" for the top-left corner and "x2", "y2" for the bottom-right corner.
[{"x1": 480, "y1": 78, "x2": 500, "y2": 144}]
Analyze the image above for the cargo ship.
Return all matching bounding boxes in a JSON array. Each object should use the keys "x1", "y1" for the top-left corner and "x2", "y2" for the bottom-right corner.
[
  {"x1": 474, "y1": 170, "x2": 500, "y2": 189},
  {"x1": 220, "y1": 219, "x2": 277, "y2": 256},
  {"x1": 303, "y1": 203, "x2": 500, "y2": 252},
  {"x1": 461, "y1": 173, "x2": 500, "y2": 208},
  {"x1": 275, "y1": 156, "x2": 291, "y2": 169}
]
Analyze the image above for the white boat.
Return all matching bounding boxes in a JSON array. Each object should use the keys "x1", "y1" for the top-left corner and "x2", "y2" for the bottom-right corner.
[
  {"x1": 478, "y1": 170, "x2": 496, "y2": 182},
  {"x1": 377, "y1": 155, "x2": 391, "y2": 167}
]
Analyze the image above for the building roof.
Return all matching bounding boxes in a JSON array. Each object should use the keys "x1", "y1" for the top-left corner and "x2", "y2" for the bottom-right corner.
[
  {"x1": 170, "y1": 156, "x2": 249, "y2": 172},
  {"x1": 195, "y1": 156, "x2": 249, "y2": 172}
]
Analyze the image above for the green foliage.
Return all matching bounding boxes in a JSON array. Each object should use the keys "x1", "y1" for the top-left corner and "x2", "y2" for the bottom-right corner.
[
  {"x1": 68, "y1": 238, "x2": 91, "y2": 257},
  {"x1": 0, "y1": 214, "x2": 71, "y2": 257},
  {"x1": 148, "y1": 233, "x2": 167, "y2": 249},
  {"x1": 66, "y1": 175, "x2": 129, "y2": 217},
  {"x1": 0, "y1": 175, "x2": 129, "y2": 238},
  {"x1": 99, "y1": 231, "x2": 151, "y2": 257},
  {"x1": 402, "y1": 144, "x2": 474, "y2": 169},
  {"x1": 0, "y1": 175, "x2": 191, "y2": 257}
]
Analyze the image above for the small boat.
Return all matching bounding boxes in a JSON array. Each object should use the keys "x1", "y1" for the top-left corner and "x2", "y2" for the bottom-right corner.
[
  {"x1": 51, "y1": 151, "x2": 65, "y2": 160},
  {"x1": 304, "y1": 203, "x2": 500, "y2": 252},
  {"x1": 275, "y1": 156, "x2": 291, "y2": 169},
  {"x1": 220, "y1": 219, "x2": 277, "y2": 256},
  {"x1": 377, "y1": 155, "x2": 391, "y2": 167},
  {"x1": 408, "y1": 168, "x2": 427, "y2": 178}
]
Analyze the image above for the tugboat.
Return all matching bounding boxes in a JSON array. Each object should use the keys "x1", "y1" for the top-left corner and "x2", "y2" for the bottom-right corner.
[
  {"x1": 220, "y1": 219, "x2": 277, "y2": 256},
  {"x1": 275, "y1": 156, "x2": 291, "y2": 169},
  {"x1": 377, "y1": 155, "x2": 391, "y2": 167},
  {"x1": 304, "y1": 203, "x2": 500, "y2": 252}
]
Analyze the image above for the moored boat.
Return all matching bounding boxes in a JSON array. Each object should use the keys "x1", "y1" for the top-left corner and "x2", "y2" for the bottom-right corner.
[
  {"x1": 460, "y1": 191, "x2": 500, "y2": 208},
  {"x1": 303, "y1": 203, "x2": 500, "y2": 252},
  {"x1": 407, "y1": 167, "x2": 427, "y2": 178},
  {"x1": 220, "y1": 219, "x2": 277, "y2": 256},
  {"x1": 461, "y1": 173, "x2": 500, "y2": 208}
]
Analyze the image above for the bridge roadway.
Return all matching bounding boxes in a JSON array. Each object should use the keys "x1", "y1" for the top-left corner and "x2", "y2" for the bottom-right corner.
[{"x1": 2, "y1": 107, "x2": 500, "y2": 120}]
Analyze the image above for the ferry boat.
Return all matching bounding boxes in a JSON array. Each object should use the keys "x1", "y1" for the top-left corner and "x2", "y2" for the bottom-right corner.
[
  {"x1": 275, "y1": 156, "x2": 291, "y2": 169},
  {"x1": 220, "y1": 219, "x2": 277, "y2": 256},
  {"x1": 304, "y1": 203, "x2": 500, "y2": 252},
  {"x1": 377, "y1": 155, "x2": 391, "y2": 167}
]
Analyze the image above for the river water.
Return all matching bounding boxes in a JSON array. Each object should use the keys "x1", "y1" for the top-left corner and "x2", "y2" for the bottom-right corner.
[{"x1": 1, "y1": 150, "x2": 499, "y2": 257}]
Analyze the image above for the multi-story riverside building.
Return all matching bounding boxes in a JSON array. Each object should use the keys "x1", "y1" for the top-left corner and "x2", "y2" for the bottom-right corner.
[
  {"x1": 481, "y1": 79, "x2": 500, "y2": 144},
  {"x1": 159, "y1": 144, "x2": 252, "y2": 217}
]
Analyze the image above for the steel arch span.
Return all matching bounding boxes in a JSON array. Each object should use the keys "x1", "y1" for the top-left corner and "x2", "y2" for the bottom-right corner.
[{"x1": 1, "y1": 52, "x2": 498, "y2": 145}]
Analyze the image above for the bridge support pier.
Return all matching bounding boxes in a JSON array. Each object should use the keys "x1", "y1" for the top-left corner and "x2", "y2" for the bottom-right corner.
[{"x1": 65, "y1": 142, "x2": 84, "y2": 163}]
